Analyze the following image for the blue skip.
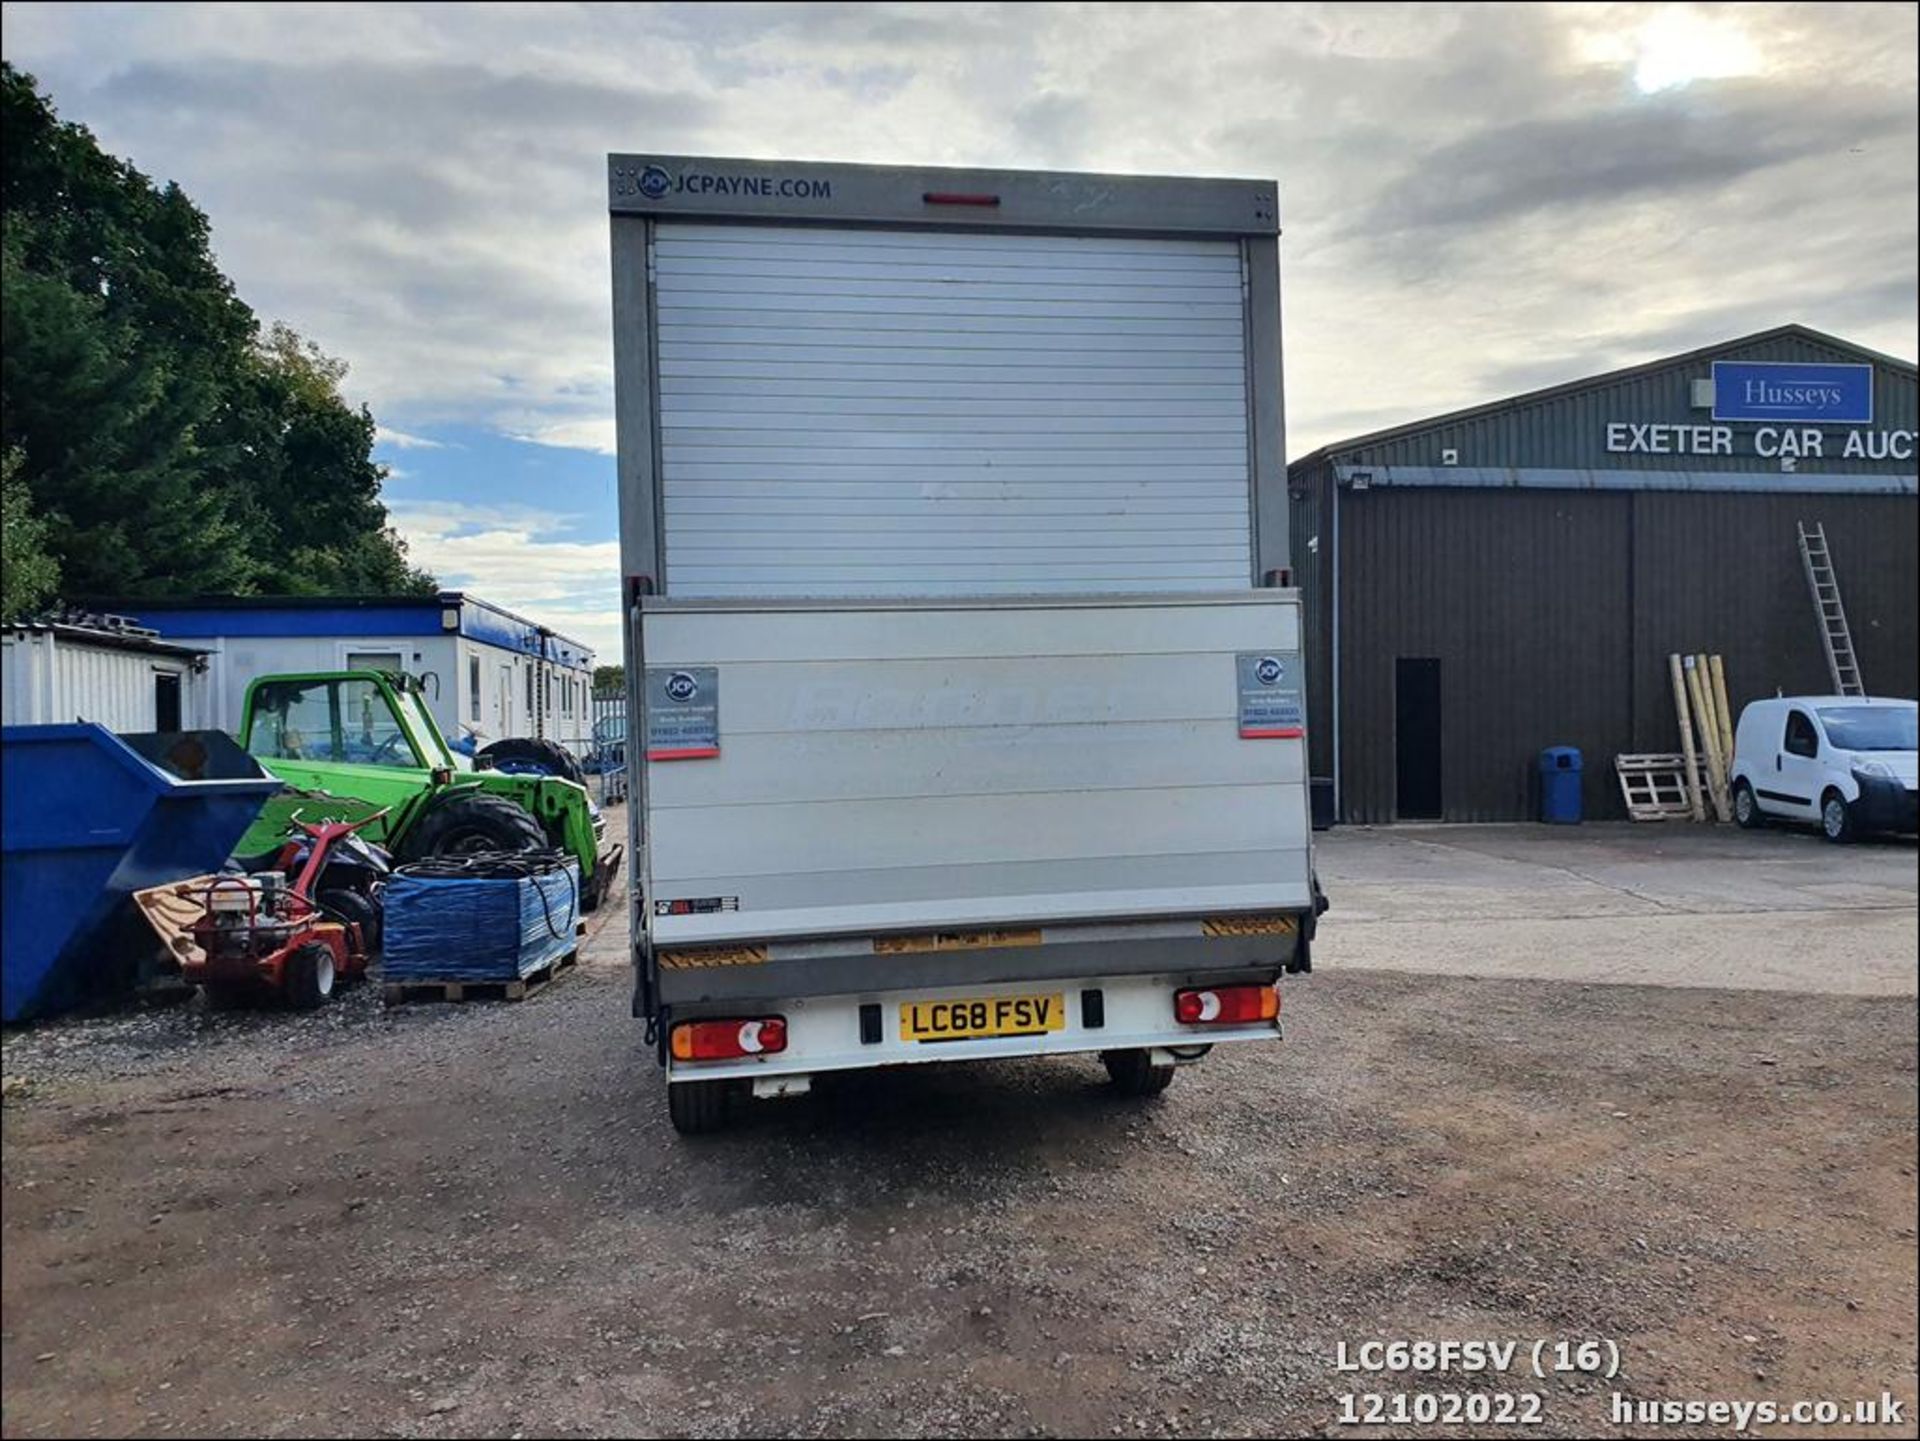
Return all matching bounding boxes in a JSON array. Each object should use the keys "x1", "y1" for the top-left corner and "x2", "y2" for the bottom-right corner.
[{"x1": 1, "y1": 725, "x2": 282, "y2": 1023}]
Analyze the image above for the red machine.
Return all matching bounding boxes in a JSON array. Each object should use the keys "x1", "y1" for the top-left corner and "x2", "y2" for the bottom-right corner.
[{"x1": 187, "y1": 813, "x2": 386, "y2": 1009}]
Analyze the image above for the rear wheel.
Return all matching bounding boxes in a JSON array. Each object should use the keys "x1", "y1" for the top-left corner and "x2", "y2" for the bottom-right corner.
[
  {"x1": 283, "y1": 942, "x2": 336, "y2": 1010},
  {"x1": 476, "y1": 737, "x2": 586, "y2": 788},
  {"x1": 1733, "y1": 780, "x2": 1765, "y2": 830},
  {"x1": 1820, "y1": 789, "x2": 1856, "y2": 844},
  {"x1": 400, "y1": 791, "x2": 548, "y2": 861},
  {"x1": 1102, "y1": 1048, "x2": 1175, "y2": 1097},
  {"x1": 667, "y1": 1079, "x2": 736, "y2": 1135}
]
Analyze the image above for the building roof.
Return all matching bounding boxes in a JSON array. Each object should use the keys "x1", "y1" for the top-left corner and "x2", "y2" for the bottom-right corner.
[
  {"x1": 82, "y1": 591, "x2": 595, "y2": 663},
  {"x1": 1290, "y1": 324, "x2": 1919, "y2": 471},
  {"x1": 3, "y1": 614, "x2": 207, "y2": 660}
]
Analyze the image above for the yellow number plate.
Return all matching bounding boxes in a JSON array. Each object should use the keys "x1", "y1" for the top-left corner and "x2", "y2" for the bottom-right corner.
[{"x1": 900, "y1": 993, "x2": 1066, "y2": 1043}]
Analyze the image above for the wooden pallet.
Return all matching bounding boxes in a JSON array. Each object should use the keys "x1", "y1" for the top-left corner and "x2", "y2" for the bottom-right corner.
[
  {"x1": 382, "y1": 939, "x2": 582, "y2": 1006},
  {"x1": 1615, "y1": 753, "x2": 1705, "y2": 821},
  {"x1": 132, "y1": 875, "x2": 217, "y2": 970}
]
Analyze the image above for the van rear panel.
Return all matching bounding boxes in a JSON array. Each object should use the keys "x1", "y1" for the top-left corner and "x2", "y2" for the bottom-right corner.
[{"x1": 638, "y1": 592, "x2": 1310, "y2": 1009}]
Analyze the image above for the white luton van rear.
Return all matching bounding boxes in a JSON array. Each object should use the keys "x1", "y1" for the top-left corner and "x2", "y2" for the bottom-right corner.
[{"x1": 607, "y1": 155, "x2": 1321, "y2": 1132}]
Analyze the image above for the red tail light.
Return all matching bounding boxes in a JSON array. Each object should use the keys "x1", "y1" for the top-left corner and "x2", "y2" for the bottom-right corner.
[
  {"x1": 1174, "y1": 984, "x2": 1279, "y2": 1025},
  {"x1": 670, "y1": 1017, "x2": 788, "y2": 1062}
]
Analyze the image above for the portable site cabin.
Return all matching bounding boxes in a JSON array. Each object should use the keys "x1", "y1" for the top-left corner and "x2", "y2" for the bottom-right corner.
[
  {"x1": 109, "y1": 593, "x2": 597, "y2": 755},
  {"x1": 0, "y1": 616, "x2": 210, "y2": 732}
]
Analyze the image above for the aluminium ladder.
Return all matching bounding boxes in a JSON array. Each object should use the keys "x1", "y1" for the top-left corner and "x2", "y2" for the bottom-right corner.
[{"x1": 1797, "y1": 521, "x2": 1865, "y2": 697}]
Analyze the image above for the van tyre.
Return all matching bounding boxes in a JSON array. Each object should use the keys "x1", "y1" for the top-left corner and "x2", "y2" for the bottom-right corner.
[
  {"x1": 476, "y1": 737, "x2": 586, "y2": 788},
  {"x1": 1102, "y1": 1048, "x2": 1175, "y2": 1097},
  {"x1": 668, "y1": 1079, "x2": 735, "y2": 1135},
  {"x1": 402, "y1": 791, "x2": 547, "y2": 860},
  {"x1": 1733, "y1": 780, "x2": 1765, "y2": 830},
  {"x1": 283, "y1": 942, "x2": 336, "y2": 1011},
  {"x1": 1820, "y1": 789, "x2": 1856, "y2": 844}
]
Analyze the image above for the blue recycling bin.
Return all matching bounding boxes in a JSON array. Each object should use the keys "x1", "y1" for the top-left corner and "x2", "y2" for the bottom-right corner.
[{"x1": 1538, "y1": 746, "x2": 1583, "y2": 824}]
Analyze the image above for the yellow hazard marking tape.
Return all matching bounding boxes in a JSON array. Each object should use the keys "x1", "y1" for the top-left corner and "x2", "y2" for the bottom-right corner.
[
  {"x1": 656, "y1": 946, "x2": 769, "y2": 969},
  {"x1": 873, "y1": 928, "x2": 1044, "y2": 955},
  {"x1": 1202, "y1": 914, "x2": 1298, "y2": 937}
]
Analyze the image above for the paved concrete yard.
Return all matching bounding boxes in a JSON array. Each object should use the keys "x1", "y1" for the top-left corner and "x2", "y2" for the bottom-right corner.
[{"x1": 1317, "y1": 823, "x2": 1918, "y2": 996}]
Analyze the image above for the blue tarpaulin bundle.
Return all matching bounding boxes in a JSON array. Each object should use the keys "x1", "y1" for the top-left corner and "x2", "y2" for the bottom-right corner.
[{"x1": 382, "y1": 853, "x2": 580, "y2": 983}]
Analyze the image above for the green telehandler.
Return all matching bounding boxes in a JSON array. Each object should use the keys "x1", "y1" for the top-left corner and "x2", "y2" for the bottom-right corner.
[{"x1": 232, "y1": 670, "x2": 622, "y2": 910}]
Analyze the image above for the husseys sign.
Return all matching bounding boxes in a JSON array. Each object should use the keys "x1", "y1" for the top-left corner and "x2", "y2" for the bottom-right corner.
[
  {"x1": 1605, "y1": 361, "x2": 1912, "y2": 463},
  {"x1": 1710, "y1": 361, "x2": 1872, "y2": 424}
]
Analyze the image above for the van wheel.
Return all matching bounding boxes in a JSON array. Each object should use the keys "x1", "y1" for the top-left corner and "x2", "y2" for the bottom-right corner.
[
  {"x1": 1733, "y1": 780, "x2": 1765, "y2": 829},
  {"x1": 668, "y1": 1079, "x2": 735, "y2": 1135},
  {"x1": 1820, "y1": 790, "x2": 1856, "y2": 844},
  {"x1": 1102, "y1": 1048, "x2": 1175, "y2": 1097}
]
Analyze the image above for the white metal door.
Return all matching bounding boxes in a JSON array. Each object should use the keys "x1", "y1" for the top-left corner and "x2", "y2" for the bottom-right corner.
[{"x1": 652, "y1": 224, "x2": 1252, "y2": 597}]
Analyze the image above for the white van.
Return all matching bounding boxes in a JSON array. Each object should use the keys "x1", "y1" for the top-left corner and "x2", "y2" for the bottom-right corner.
[
  {"x1": 1729, "y1": 696, "x2": 1919, "y2": 841},
  {"x1": 609, "y1": 158, "x2": 1318, "y2": 1133}
]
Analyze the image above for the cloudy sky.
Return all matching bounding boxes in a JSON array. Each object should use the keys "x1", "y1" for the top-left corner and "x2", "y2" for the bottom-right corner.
[{"x1": 4, "y1": 1, "x2": 1915, "y2": 657}]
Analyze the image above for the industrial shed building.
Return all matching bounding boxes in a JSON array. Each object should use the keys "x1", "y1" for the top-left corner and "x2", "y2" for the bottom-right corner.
[{"x1": 1288, "y1": 325, "x2": 1918, "y2": 824}]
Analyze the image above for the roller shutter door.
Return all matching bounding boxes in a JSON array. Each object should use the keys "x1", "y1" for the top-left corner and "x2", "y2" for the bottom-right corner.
[{"x1": 653, "y1": 223, "x2": 1252, "y2": 597}]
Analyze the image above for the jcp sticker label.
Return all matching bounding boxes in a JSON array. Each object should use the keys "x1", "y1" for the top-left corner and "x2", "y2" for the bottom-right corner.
[
  {"x1": 1236, "y1": 652, "x2": 1304, "y2": 738},
  {"x1": 646, "y1": 666, "x2": 719, "y2": 759}
]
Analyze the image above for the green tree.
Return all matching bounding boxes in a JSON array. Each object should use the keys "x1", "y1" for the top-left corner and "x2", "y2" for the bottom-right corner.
[
  {"x1": 225, "y1": 323, "x2": 435, "y2": 595},
  {"x1": 592, "y1": 664, "x2": 625, "y2": 692},
  {"x1": 0, "y1": 63, "x2": 432, "y2": 602},
  {"x1": 1, "y1": 447, "x2": 61, "y2": 618}
]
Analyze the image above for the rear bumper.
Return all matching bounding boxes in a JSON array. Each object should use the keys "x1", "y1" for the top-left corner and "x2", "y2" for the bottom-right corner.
[
  {"x1": 1850, "y1": 776, "x2": 1919, "y2": 833},
  {"x1": 664, "y1": 971, "x2": 1284, "y2": 1083},
  {"x1": 649, "y1": 916, "x2": 1306, "y2": 1006}
]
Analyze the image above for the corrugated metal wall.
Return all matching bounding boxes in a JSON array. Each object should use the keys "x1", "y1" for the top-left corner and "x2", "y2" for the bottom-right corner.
[
  {"x1": 1321, "y1": 488, "x2": 1917, "y2": 823},
  {"x1": 0, "y1": 634, "x2": 200, "y2": 732},
  {"x1": 1337, "y1": 488, "x2": 1635, "y2": 822},
  {"x1": 1629, "y1": 492, "x2": 1919, "y2": 746}
]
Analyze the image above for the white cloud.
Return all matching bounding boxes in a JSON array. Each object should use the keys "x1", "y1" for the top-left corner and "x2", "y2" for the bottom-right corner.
[
  {"x1": 387, "y1": 500, "x2": 622, "y2": 658},
  {"x1": 375, "y1": 426, "x2": 448, "y2": 451},
  {"x1": 508, "y1": 418, "x2": 618, "y2": 457}
]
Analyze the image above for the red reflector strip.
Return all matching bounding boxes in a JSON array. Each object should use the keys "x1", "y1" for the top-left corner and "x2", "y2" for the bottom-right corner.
[
  {"x1": 1174, "y1": 984, "x2": 1280, "y2": 1025},
  {"x1": 923, "y1": 191, "x2": 1000, "y2": 206},
  {"x1": 671, "y1": 1016, "x2": 788, "y2": 1062},
  {"x1": 1240, "y1": 727, "x2": 1305, "y2": 739},
  {"x1": 648, "y1": 746, "x2": 720, "y2": 761}
]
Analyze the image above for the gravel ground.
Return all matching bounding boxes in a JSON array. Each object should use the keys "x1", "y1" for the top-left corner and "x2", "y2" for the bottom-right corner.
[{"x1": 3, "y1": 844, "x2": 1917, "y2": 1439}]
